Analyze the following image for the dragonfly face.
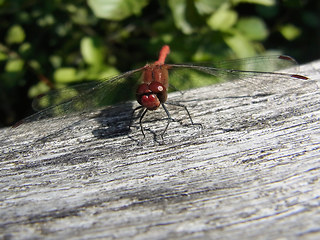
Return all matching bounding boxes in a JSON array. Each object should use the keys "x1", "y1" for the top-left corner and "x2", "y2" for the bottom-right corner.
[{"x1": 136, "y1": 81, "x2": 167, "y2": 110}]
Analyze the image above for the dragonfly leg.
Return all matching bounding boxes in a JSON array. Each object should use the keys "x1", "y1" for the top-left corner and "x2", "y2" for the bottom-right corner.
[
  {"x1": 165, "y1": 102, "x2": 202, "y2": 129},
  {"x1": 132, "y1": 102, "x2": 201, "y2": 138},
  {"x1": 129, "y1": 106, "x2": 146, "y2": 137},
  {"x1": 161, "y1": 103, "x2": 174, "y2": 139},
  {"x1": 138, "y1": 108, "x2": 148, "y2": 138}
]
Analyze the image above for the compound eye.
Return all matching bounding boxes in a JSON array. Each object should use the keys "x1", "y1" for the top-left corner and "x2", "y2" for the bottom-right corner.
[
  {"x1": 136, "y1": 83, "x2": 150, "y2": 95},
  {"x1": 149, "y1": 82, "x2": 166, "y2": 93}
]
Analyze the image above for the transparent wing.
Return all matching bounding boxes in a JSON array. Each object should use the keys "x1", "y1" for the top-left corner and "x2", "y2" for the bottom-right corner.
[
  {"x1": 168, "y1": 55, "x2": 317, "y2": 94},
  {"x1": 215, "y1": 55, "x2": 299, "y2": 72},
  {"x1": 32, "y1": 81, "x2": 100, "y2": 111},
  {"x1": 14, "y1": 68, "x2": 143, "y2": 127}
]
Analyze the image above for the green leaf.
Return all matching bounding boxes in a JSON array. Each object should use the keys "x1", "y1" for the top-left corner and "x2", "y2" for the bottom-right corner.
[
  {"x1": 37, "y1": 14, "x2": 55, "y2": 27},
  {"x1": 6, "y1": 25, "x2": 26, "y2": 44},
  {"x1": 54, "y1": 67, "x2": 79, "y2": 83},
  {"x1": 80, "y1": 36, "x2": 104, "y2": 66},
  {"x1": 194, "y1": 0, "x2": 225, "y2": 15},
  {"x1": 236, "y1": 17, "x2": 268, "y2": 40},
  {"x1": 28, "y1": 81, "x2": 51, "y2": 99},
  {"x1": 19, "y1": 42, "x2": 32, "y2": 57},
  {"x1": 28, "y1": 60, "x2": 41, "y2": 71},
  {"x1": 83, "y1": 65, "x2": 119, "y2": 81},
  {"x1": 168, "y1": 0, "x2": 194, "y2": 34},
  {"x1": 70, "y1": 7, "x2": 96, "y2": 25},
  {"x1": 207, "y1": 4, "x2": 237, "y2": 31},
  {"x1": 88, "y1": 0, "x2": 149, "y2": 21},
  {"x1": 224, "y1": 31, "x2": 256, "y2": 58},
  {"x1": 231, "y1": 0, "x2": 275, "y2": 6},
  {"x1": 50, "y1": 55, "x2": 62, "y2": 68},
  {"x1": 0, "y1": 51, "x2": 7, "y2": 61},
  {"x1": 279, "y1": 24, "x2": 301, "y2": 41},
  {"x1": 5, "y1": 59, "x2": 24, "y2": 72}
]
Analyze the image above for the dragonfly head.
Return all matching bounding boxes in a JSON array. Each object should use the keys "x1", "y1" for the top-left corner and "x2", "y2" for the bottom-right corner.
[{"x1": 136, "y1": 82, "x2": 167, "y2": 110}]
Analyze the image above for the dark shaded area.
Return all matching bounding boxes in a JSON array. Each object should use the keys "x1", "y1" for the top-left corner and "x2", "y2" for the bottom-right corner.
[{"x1": 92, "y1": 102, "x2": 134, "y2": 139}]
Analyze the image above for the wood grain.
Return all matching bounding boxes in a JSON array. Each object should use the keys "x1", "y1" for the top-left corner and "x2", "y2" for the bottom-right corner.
[{"x1": 1, "y1": 60, "x2": 320, "y2": 240}]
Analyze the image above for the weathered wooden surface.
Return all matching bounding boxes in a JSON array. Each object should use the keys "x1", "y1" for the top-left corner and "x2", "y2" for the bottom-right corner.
[{"x1": 1, "y1": 60, "x2": 320, "y2": 239}]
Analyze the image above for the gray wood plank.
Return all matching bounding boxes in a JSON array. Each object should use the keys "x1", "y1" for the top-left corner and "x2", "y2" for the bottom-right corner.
[{"x1": 1, "y1": 60, "x2": 320, "y2": 240}]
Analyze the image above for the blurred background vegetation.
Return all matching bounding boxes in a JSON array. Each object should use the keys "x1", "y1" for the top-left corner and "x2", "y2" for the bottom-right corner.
[{"x1": 0, "y1": 0, "x2": 319, "y2": 127}]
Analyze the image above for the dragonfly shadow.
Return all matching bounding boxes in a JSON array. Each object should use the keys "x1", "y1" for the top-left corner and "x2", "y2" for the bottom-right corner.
[{"x1": 92, "y1": 102, "x2": 134, "y2": 139}]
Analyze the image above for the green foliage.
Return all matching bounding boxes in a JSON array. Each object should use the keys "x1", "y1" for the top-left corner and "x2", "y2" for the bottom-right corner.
[
  {"x1": 207, "y1": 3, "x2": 238, "y2": 31},
  {"x1": 279, "y1": 24, "x2": 301, "y2": 41},
  {"x1": 236, "y1": 17, "x2": 268, "y2": 41},
  {"x1": 6, "y1": 24, "x2": 26, "y2": 44},
  {"x1": 0, "y1": 0, "x2": 319, "y2": 127},
  {"x1": 88, "y1": 0, "x2": 149, "y2": 21}
]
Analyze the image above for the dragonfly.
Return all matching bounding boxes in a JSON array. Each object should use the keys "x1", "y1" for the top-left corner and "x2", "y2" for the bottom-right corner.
[{"x1": 13, "y1": 45, "x2": 313, "y2": 138}]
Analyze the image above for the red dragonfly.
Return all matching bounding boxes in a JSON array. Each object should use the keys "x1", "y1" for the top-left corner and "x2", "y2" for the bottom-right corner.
[{"x1": 14, "y1": 45, "x2": 313, "y2": 138}]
